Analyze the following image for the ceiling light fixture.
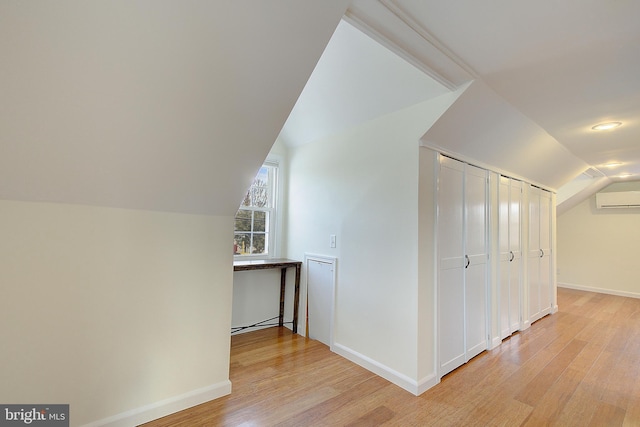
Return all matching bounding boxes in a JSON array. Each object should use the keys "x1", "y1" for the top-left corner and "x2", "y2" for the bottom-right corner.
[
  {"x1": 618, "y1": 173, "x2": 633, "y2": 179},
  {"x1": 592, "y1": 121, "x2": 622, "y2": 131}
]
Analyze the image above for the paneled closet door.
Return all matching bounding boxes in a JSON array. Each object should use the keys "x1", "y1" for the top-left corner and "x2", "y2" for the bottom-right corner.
[
  {"x1": 508, "y1": 180, "x2": 522, "y2": 334},
  {"x1": 538, "y1": 190, "x2": 552, "y2": 317},
  {"x1": 464, "y1": 165, "x2": 488, "y2": 360},
  {"x1": 498, "y1": 177, "x2": 511, "y2": 339},
  {"x1": 528, "y1": 186, "x2": 542, "y2": 323},
  {"x1": 438, "y1": 157, "x2": 488, "y2": 376},
  {"x1": 498, "y1": 176, "x2": 522, "y2": 339},
  {"x1": 438, "y1": 157, "x2": 465, "y2": 375},
  {"x1": 528, "y1": 187, "x2": 553, "y2": 323}
]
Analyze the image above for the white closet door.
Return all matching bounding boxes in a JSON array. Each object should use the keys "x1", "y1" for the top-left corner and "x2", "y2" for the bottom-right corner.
[
  {"x1": 438, "y1": 157, "x2": 465, "y2": 375},
  {"x1": 539, "y1": 190, "x2": 552, "y2": 316},
  {"x1": 498, "y1": 176, "x2": 511, "y2": 339},
  {"x1": 498, "y1": 176, "x2": 522, "y2": 338},
  {"x1": 438, "y1": 157, "x2": 488, "y2": 376},
  {"x1": 508, "y1": 180, "x2": 522, "y2": 334},
  {"x1": 464, "y1": 165, "x2": 487, "y2": 360},
  {"x1": 528, "y1": 186, "x2": 542, "y2": 323}
]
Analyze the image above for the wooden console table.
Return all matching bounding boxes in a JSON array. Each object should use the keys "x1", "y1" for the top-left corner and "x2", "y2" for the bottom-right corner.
[{"x1": 233, "y1": 258, "x2": 302, "y2": 334}]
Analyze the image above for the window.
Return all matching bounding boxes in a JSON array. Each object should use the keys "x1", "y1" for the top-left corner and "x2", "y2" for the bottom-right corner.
[{"x1": 234, "y1": 161, "x2": 278, "y2": 258}]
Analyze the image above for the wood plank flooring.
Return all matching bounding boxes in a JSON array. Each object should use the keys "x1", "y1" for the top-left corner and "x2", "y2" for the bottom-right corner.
[{"x1": 141, "y1": 288, "x2": 640, "y2": 426}]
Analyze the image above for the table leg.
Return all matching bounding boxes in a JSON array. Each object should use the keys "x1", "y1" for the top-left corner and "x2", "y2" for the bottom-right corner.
[
  {"x1": 279, "y1": 267, "x2": 286, "y2": 327},
  {"x1": 293, "y1": 263, "x2": 301, "y2": 334}
]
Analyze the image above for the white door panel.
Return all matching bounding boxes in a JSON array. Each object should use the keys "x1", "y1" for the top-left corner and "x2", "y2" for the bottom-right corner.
[
  {"x1": 439, "y1": 267, "x2": 465, "y2": 375},
  {"x1": 498, "y1": 176, "x2": 522, "y2": 338},
  {"x1": 307, "y1": 259, "x2": 333, "y2": 346},
  {"x1": 540, "y1": 254, "x2": 551, "y2": 316},
  {"x1": 540, "y1": 190, "x2": 552, "y2": 315},
  {"x1": 528, "y1": 186, "x2": 542, "y2": 322},
  {"x1": 438, "y1": 157, "x2": 488, "y2": 376},
  {"x1": 466, "y1": 262, "x2": 487, "y2": 360},
  {"x1": 509, "y1": 257, "x2": 521, "y2": 333},
  {"x1": 529, "y1": 187, "x2": 553, "y2": 323},
  {"x1": 499, "y1": 260, "x2": 511, "y2": 339}
]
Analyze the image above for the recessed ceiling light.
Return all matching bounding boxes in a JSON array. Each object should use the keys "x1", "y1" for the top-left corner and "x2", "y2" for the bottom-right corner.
[
  {"x1": 592, "y1": 122, "x2": 622, "y2": 131},
  {"x1": 618, "y1": 173, "x2": 633, "y2": 179}
]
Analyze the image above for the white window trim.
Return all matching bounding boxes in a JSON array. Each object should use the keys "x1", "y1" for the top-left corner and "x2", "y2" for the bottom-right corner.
[{"x1": 234, "y1": 156, "x2": 282, "y2": 260}]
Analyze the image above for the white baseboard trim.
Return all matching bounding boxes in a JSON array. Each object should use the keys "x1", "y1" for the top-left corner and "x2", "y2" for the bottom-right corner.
[
  {"x1": 232, "y1": 322, "x2": 291, "y2": 335},
  {"x1": 558, "y1": 282, "x2": 640, "y2": 299},
  {"x1": 332, "y1": 342, "x2": 437, "y2": 396},
  {"x1": 81, "y1": 380, "x2": 232, "y2": 427},
  {"x1": 416, "y1": 373, "x2": 440, "y2": 395},
  {"x1": 490, "y1": 336, "x2": 502, "y2": 350}
]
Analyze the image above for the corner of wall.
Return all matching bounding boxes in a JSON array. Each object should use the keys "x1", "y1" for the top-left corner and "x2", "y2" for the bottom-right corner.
[
  {"x1": 333, "y1": 343, "x2": 425, "y2": 396},
  {"x1": 81, "y1": 381, "x2": 232, "y2": 427}
]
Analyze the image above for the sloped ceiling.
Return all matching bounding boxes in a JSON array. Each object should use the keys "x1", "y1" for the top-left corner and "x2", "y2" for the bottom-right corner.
[
  {"x1": 399, "y1": 1, "x2": 640, "y2": 180},
  {"x1": 0, "y1": 1, "x2": 349, "y2": 215},
  {"x1": 422, "y1": 80, "x2": 588, "y2": 189},
  {"x1": 4, "y1": 1, "x2": 637, "y2": 213},
  {"x1": 279, "y1": 19, "x2": 450, "y2": 147},
  {"x1": 347, "y1": 0, "x2": 640, "y2": 192}
]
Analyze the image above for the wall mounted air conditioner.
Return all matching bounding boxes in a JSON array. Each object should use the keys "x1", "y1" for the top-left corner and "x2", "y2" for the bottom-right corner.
[{"x1": 595, "y1": 191, "x2": 640, "y2": 209}]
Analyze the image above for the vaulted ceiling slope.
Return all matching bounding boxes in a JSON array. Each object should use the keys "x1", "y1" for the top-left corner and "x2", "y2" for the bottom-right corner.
[
  {"x1": 423, "y1": 80, "x2": 588, "y2": 189},
  {"x1": 0, "y1": 1, "x2": 349, "y2": 215},
  {"x1": 279, "y1": 19, "x2": 450, "y2": 147},
  {"x1": 348, "y1": 0, "x2": 640, "y2": 192}
]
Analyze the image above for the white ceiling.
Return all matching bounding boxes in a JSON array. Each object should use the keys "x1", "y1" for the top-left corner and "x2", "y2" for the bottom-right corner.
[
  {"x1": 369, "y1": 0, "x2": 640, "y2": 181},
  {"x1": 0, "y1": 1, "x2": 350, "y2": 215},
  {"x1": 2, "y1": 1, "x2": 638, "y2": 214},
  {"x1": 279, "y1": 20, "x2": 449, "y2": 147}
]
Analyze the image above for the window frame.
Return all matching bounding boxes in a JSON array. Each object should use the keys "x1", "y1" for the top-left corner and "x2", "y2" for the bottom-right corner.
[{"x1": 234, "y1": 159, "x2": 280, "y2": 260}]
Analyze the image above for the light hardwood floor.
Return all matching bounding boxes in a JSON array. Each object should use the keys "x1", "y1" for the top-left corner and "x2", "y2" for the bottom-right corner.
[{"x1": 142, "y1": 288, "x2": 640, "y2": 426}]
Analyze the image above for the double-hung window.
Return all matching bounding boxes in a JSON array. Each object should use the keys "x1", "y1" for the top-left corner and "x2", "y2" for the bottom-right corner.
[{"x1": 234, "y1": 161, "x2": 278, "y2": 258}]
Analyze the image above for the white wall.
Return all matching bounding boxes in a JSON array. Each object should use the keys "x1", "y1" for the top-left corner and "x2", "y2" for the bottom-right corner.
[
  {"x1": 231, "y1": 138, "x2": 298, "y2": 335},
  {"x1": 557, "y1": 195, "x2": 640, "y2": 297},
  {"x1": 232, "y1": 269, "x2": 293, "y2": 333},
  {"x1": 0, "y1": 3, "x2": 353, "y2": 424},
  {"x1": 417, "y1": 148, "x2": 438, "y2": 385},
  {"x1": 0, "y1": 200, "x2": 233, "y2": 426},
  {"x1": 284, "y1": 94, "x2": 458, "y2": 392}
]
